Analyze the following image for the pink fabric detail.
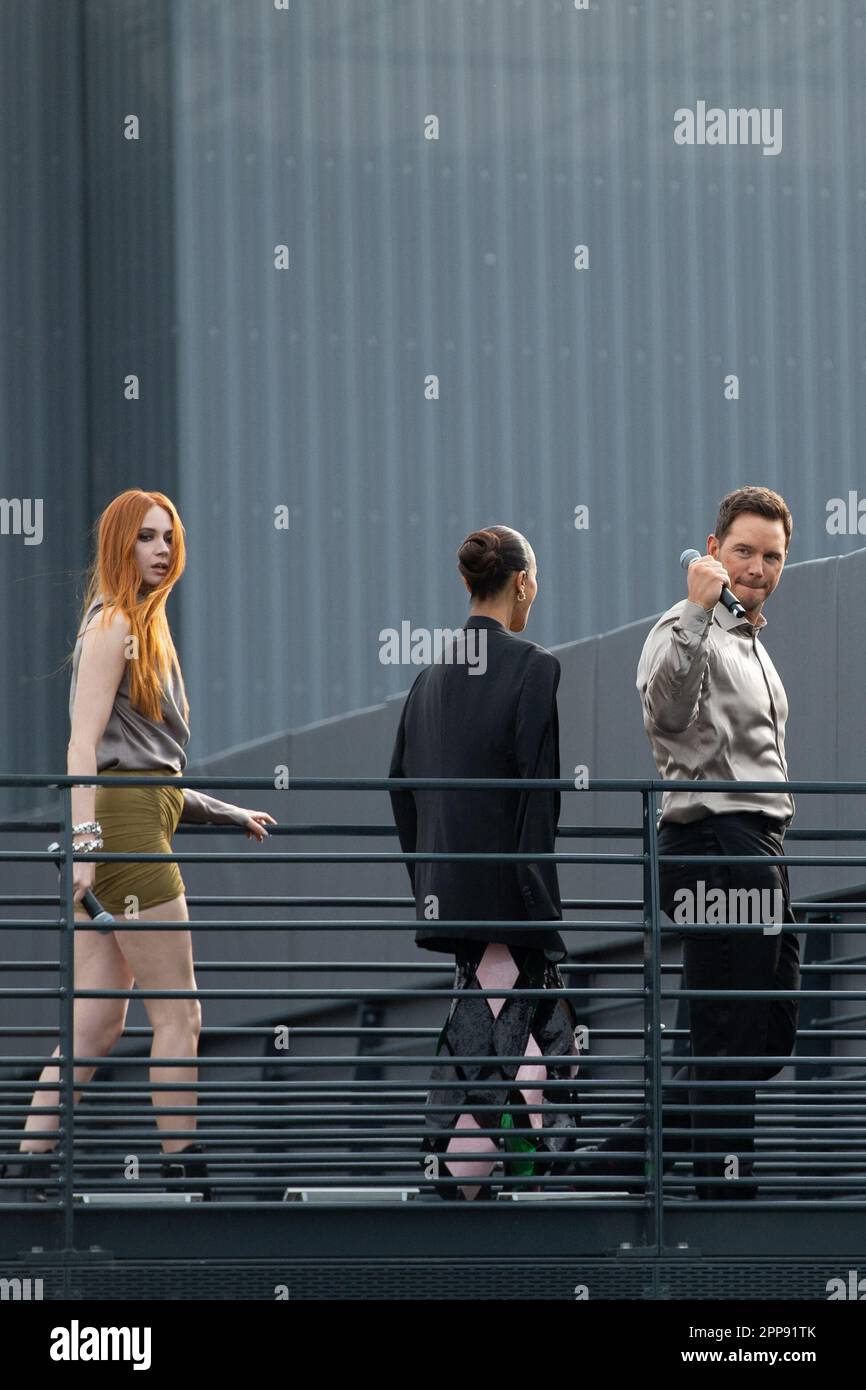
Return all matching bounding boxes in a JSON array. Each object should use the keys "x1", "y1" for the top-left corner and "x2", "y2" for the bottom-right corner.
[
  {"x1": 444, "y1": 1112, "x2": 498, "y2": 1201},
  {"x1": 475, "y1": 942, "x2": 519, "y2": 1018},
  {"x1": 516, "y1": 1034, "x2": 547, "y2": 1130}
]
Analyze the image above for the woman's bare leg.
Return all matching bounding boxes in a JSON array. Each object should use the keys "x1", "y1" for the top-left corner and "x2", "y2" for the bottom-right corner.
[
  {"x1": 19, "y1": 911, "x2": 133, "y2": 1153},
  {"x1": 112, "y1": 894, "x2": 201, "y2": 1155}
]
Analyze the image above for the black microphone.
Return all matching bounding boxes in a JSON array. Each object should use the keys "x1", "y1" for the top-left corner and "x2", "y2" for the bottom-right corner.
[
  {"x1": 47, "y1": 841, "x2": 115, "y2": 934},
  {"x1": 679, "y1": 548, "x2": 746, "y2": 619}
]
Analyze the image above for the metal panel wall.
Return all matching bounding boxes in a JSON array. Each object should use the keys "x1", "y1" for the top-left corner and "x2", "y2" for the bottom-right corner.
[
  {"x1": 4, "y1": 0, "x2": 866, "y2": 788},
  {"x1": 1, "y1": 0, "x2": 178, "y2": 825},
  {"x1": 167, "y1": 0, "x2": 866, "y2": 759},
  {"x1": 0, "y1": 0, "x2": 89, "y2": 827}
]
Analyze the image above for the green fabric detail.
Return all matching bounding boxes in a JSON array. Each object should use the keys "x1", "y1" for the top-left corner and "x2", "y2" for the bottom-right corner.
[{"x1": 500, "y1": 1110, "x2": 537, "y2": 1177}]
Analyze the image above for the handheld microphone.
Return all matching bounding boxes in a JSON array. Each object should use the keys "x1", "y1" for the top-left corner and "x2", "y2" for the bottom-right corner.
[
  {"x1": 47, "y1": 841, "x2": 115, "y2": 934},
  {"x1": 679, "y1": 548, "x2": 746, "y2": 619}
]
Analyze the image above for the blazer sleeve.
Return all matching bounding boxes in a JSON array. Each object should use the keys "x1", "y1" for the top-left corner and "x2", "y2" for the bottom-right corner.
[
  {"x1": 513, "y1": 650, "x2": 562, "y2": 921},
  {"x1": 388, "y1": 683, "x2": 419, "y2": 893}
]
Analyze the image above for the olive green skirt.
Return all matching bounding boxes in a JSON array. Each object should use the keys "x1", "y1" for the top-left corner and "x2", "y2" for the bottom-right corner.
[{"x1": 92, "y1": 769, "x2": 186, "y2": 916}]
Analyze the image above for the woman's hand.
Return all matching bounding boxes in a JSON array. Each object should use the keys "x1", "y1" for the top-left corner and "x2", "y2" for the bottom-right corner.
[{"x1": 234, "y1": 809, "x2": 278, "y2": 842}]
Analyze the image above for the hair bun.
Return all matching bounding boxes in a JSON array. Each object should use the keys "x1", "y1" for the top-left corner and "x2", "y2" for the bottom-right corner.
[{"x1": 457, "y1": 529, "x2": 503, "y2": 579}]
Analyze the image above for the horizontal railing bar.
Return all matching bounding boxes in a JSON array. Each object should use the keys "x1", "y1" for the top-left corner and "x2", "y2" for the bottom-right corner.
[
  {"x1": 9, "y1": 1137, "x2": 860, "y2": 1155},
  {"x1": 7, "y1": 959, "x2": 866, "y2": 975},
  {"x1": 0, "y1": 920, "x2": 651, "y2": 931},
  {"x1": 0, "y1": 1198, "x2": 648, "y2": 1212},
  {"x1": 11, "y1": 1161, "x2": 866, "y2": 1181},
  {"x1": 24, "y1": 1076, "x2": 866, "y2": 1092},
  {"x1": 0, "y1": 1194, "x2": 861, "y2": 1210},
  {"x1": 7, "y1": 1130, "x2": 866, "y2": 1149},
  {"x1": 7, "y1": 897, "x2": 866, "y2": 913},
  {"x1": 7, "y1": 820, "x2": 866, "y2": 841},
  {"x1": 6, "y1": 1100, "x2": 866, "y2": 1112},
  {"x1": 0, "y1": 1128, "x2": 593, "y2": 1144},
  {"x1": 56, "y1": 986, "x2": 866, "y2": 1000},
  {"x1": 8, "y1": 848, "x2": 866, "y2": 867},
  {"x1": 0, "y1": 1027, "x2": 861, "y2": 1046},
  {"x1": 4, "y1": 1176, "x2": 865, "y2": 1203},
  {"x1": 8, "y1": 1109, "x2": 863, "y2": 1127},
  {"x1": 53, "y1": 1111, "x2": 866, "y2": 1124},
  {"x1": 3, "y1": 1052, "x2": 863, "y2": 1068},
  {"x1": 0, "y1": 1025, "x2": 440, "y2": 1035},
  {"x1": 811, "y1": 1011, "x2": 866, "y2": 1026},
  {"x1": 0, "y1": 1079, "x2": 623, "y2": 1093},
  {"x1": 8, "y1": 986, "x2": 636, "y2": 1000},
  {"x1": 2, "y1": 850, "x2": 647, "y2": 864},
  {"x1": 0, "y1": 896, "x2": 644, "y2": 910},
  {"x1": 8, "y1": 1101, "x2": 866, "y2": 1118},
  {"x1": 7, "y1": 1197, "x2": 864, "y2": 1210},
  {"x1": 6, "y1": 773, "x2": 866, "y2": 791},
  {"x1": 5, "y1": 1104, "x2": 866, "y2": 1120},
  {"x1": 3, "y1": 918, "x2": 863, "y2": 934},
  {"x1": 5, "y1": 1126, "x2": 866, "y2": 1147}
]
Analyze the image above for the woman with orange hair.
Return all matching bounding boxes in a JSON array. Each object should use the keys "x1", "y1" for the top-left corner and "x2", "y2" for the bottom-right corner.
[{"x1": 2, "y1": 489, "x2": 275, "y2": 1201}]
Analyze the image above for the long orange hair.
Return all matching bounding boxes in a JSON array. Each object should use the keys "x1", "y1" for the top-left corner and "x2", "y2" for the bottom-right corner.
[{"x1": 75, "y1": 490, "x2": 189, "y2": 724}]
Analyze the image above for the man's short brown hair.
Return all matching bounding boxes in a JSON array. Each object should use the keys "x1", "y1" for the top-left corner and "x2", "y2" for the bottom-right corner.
[{"x1": 714, "y1": 486, "x2": 793, "y2": 552}]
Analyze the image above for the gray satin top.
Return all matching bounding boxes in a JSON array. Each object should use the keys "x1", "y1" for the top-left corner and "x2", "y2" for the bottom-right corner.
[{"x1": 68, "y1": 597, "x2": 190, "y2": 773}]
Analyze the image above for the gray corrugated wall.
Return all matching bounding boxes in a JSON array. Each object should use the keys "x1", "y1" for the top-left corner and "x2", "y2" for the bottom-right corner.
[
  {"x1": 1, "y1": 0, "x2": 178, "y2": 825},
  {"x1": 4, "y1": 0, "x2": 866, "y2": 788},
  {"x1": 1, "y1": 0, "x2": 89, "y2": 827},
  {"x1": 169, "y1": 0, "x2": 866, "y2": 757}
]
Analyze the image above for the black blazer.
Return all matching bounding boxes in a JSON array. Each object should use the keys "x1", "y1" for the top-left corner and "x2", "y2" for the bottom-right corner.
[{"x1": 388, "y1": 614, "x2": 565, "y2": 960}]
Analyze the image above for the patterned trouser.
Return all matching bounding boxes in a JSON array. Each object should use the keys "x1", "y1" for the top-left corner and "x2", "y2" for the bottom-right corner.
[{"x1": 423, "y1": 941, "x2": 581, "y2": 1200}]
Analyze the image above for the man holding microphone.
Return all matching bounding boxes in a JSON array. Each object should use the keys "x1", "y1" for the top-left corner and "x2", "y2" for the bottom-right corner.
[{"x1": 579, "y1": 486, "x2": 801, "y2": 1200}]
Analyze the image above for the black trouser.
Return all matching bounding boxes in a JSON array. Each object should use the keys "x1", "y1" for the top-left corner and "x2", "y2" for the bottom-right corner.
[{"x1": 607, "y1": 812, "x2": 800, "y2": 1199}]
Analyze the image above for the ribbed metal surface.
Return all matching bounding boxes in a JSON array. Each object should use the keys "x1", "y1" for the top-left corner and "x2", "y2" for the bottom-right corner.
[
  {"x1": 0, "y1": 0, "x2": 178, "y2": 825},
  {"x1": 0, "y1": 0, "x2": 89, "y2": 825},
  {"x1": 168, "y1": 0, "x2": 866, "y2": 753},
  {"x1": 1, "y1": 1257, "x2": 859, "y2": 1300},
  {"x1": 4, "y1": 0, "x2": 866, "y2": 774}
]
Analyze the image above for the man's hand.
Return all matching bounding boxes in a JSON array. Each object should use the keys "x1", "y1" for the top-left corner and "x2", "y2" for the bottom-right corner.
[{"x1": 686, "y1": 554, "x2": 732, "y2": 612}]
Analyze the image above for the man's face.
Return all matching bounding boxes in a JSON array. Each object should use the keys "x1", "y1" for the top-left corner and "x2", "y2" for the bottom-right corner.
[{"x1": 708, "y1": 513, "x2": 788, "y2": 615}]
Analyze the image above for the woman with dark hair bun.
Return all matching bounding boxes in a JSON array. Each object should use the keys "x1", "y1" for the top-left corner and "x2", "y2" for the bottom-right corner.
[{"x1": 389, "y1": 525, "x2": 580, "y2": 1200}]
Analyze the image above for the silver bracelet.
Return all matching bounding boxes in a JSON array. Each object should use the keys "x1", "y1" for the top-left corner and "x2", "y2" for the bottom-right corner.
[
  {"x1": 73, "y1": 838, "x2": 104, "y2": 853},
  {"x1": 73, "y1": 821, "x2": 102, "y2": 836}
]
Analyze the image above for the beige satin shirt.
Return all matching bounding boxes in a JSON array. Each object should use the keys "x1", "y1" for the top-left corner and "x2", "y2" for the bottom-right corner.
[{"x1": 636, "y1": 598, "x2": 794, "y2": 826}]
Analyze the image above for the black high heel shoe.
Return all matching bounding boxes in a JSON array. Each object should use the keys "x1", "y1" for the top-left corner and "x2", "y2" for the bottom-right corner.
[
  {"x1": 160, "y1": 1142, "x2": 212, "y2": 1201},
  {"x1": 0, "y1": 1151, "x2": 60, "y2": 1203},
  {"x1": 569, "y1": 1143, "x2": 649, "y2": 1195}
]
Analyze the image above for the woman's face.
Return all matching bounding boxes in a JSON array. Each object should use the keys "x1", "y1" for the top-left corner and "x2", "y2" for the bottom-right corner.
[
  {"x1": 508, "y1": 549, "x2": 538, "y2": 632},
  {"x1": 135, "y1": 504, "x2": 174, "y2": 588}
]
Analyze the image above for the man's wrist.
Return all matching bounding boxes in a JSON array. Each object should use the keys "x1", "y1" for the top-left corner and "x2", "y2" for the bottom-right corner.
[{"x1": 681, "y1": 597, "x2": 715, "y2": 625}]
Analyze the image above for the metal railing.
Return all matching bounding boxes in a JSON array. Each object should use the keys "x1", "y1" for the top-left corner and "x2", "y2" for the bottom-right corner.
[{"x1": 2, "y1": 773, "x2": 866, "y2": 1254}]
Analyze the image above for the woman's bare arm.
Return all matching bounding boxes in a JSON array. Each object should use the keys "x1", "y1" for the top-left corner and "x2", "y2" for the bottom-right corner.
[{"x1": 67, "y1": 609, "x2": 130, "y2": 830}]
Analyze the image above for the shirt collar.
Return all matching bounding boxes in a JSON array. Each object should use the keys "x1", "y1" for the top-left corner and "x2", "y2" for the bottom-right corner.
[
  {"x1": 463, "y1": 614, "x2": 507, "y2": 632},
  {"x1": 712, "y1": 602, "x2": 767, "y2": 633}
]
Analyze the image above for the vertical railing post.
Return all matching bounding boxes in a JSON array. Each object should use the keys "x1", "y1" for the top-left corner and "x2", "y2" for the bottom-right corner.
[
  {"x1": 59, "y1": 784, "x2": 76, "y2": 1248},
  {"x1": 642, "y1": 787, "x2": 665, "y2": 1250}
]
